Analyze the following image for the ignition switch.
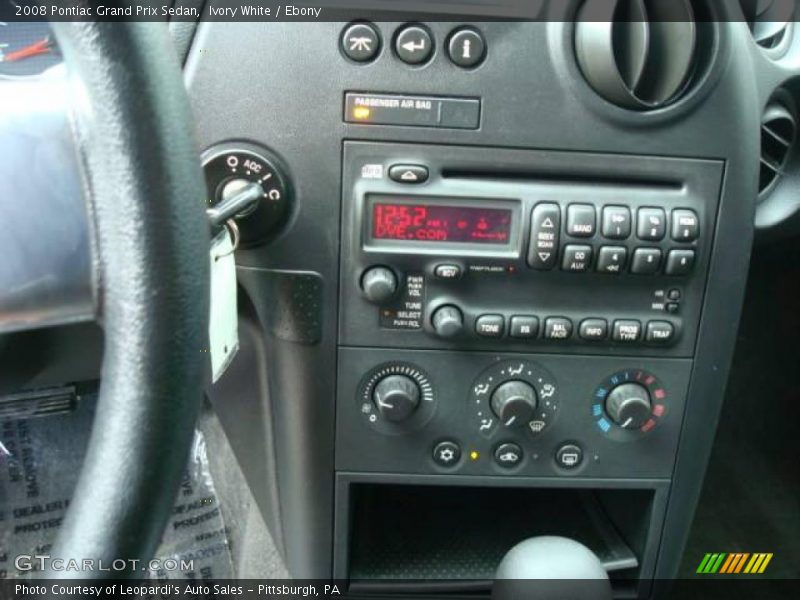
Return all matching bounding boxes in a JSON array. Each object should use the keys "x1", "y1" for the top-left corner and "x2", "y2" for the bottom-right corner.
[{"x1": 202, "y1": 144, "x2": 291, "y2": 246}]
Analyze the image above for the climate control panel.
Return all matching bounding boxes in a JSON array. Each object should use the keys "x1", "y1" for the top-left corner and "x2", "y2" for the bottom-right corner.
[{"x1": 336, "y1": 348, "x2": 690, "y2": 478}]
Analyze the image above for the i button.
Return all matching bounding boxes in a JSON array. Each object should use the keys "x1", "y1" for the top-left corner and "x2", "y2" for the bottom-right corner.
[{"x1": 448, "y1": 27, "x2": 486, "y2": 68}]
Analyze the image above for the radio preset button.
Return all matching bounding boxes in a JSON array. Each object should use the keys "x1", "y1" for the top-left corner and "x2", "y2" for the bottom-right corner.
[
  {"x1": 388, "y1": 164, "x2": 429, "y2": 183},
  {"x1": 596, "y1": 246, "x2": 627, "y2": 274},
  {"x1": 671, "y1": 209, "x2": 699, "y2": 242},
  {"x1": 562, "y1": 244, "x2": 593, "y2": 272},
  {"x1": 510, "y1": 315, "x2": 539, "y2": 339},
  {"x1": 528, "y1": 203, "x2": 560, "y2": 270},
  {"x1": 579, "y1": 318, "x2": 608, "y2": 341},
  {"x1": 475, "y1": 314, "x2": 505, "y2": 337},
  {"x1": 646, "y1": 320, "x2": 675, "y2": 344},
  {"x1": 631, "y1": 248, "x2": 662, "y2": 274},
  {"x1": 665, "y1": 249, "x2": 695, "y2": 275},
  {"x1": 612, "y1": 320, "x2": 642, "y2": 342},
  {"x1": 544, "y1": 317, "x2": 573, "y2": 340},
  {"x1": 637, "y1": 207, "x2": 667, "y2": 241},
  {"x1": 566, "y1": 204, "x2": 596, "y2": 237},
  {"x1": 602, "y1": 205, "x2": 631, "y2": 239},
  {"x1": 434, "y1": 264, "x2": 462, "y2": 279}
]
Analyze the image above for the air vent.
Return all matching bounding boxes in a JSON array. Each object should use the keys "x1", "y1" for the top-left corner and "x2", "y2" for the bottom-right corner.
[
  {"x1": 750, "y1": 0, "x2": 795, "y2": 52},
  {"x1": 574, "y1": 0, "x2": 702, "y2": 110},
  {"x1": 759, "y1": 102, "x2": 796, "y2": 197}
]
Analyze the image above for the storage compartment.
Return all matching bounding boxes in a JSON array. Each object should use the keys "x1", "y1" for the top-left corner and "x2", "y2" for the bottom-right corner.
[{"x1": 344, "y1": 483, "x2": 659, "y2": 596}]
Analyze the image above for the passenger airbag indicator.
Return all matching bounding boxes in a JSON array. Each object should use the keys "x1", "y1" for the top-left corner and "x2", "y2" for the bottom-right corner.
[{"x1": 345, "y1": 92, "x2": 480, "y2": 129}]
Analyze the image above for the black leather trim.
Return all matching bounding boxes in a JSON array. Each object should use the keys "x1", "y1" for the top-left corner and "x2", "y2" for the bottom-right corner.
[{"x1": 44, "y1": 22, "x2": 209, "y2": 577}]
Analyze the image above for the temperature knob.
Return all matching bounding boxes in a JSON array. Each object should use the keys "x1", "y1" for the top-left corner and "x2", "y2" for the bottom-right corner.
[
  {"x1": 431, "y1": 305, "x2": 464, "y2": 338},
  {"x1": 373, "y1": 374, "x2": 420, "y2": 422},
  {"x1": 361, "y1": 266, "x2": 398, "y2": 304},
  {"x1": 202, "y1": 145, "x2": 290, "y2": 246},
  {"x1": 491, "y1": 381, "x2": 538, "y2": 428},
  {"x1": 605, "y1": 383, "x2": 652, "y2": 429}
]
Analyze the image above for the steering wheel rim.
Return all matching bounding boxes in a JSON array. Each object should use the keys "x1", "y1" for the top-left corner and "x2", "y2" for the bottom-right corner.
[{"x1": 38, "y1": 21, "x2": 209, "y2": 577}]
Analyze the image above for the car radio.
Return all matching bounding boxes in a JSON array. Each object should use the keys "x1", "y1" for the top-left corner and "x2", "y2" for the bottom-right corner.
[{"x1": 339, "y1": 141, "x2": 721, "y2": 358}]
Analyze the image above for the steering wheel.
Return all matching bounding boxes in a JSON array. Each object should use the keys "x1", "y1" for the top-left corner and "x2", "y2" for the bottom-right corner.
[{"x1": 1, "y1": 22, "x2": 209, "y2": 576}]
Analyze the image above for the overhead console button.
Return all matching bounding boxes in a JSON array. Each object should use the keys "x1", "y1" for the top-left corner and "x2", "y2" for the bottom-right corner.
[
  {"x1": 395, "y1": 25, "x2": 434, "y2": 65},
  {"x1": 341, "y1": 22, "x2": 380, "y2": 63},
  {"x1": 447, "y1": 27, "x2": 486, "y2": 68},
  {"x1": 527, "y1": 203, "x2": 560, "y2": 270}
]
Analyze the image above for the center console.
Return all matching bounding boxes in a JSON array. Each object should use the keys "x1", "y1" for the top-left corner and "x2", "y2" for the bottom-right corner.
[{"x1": 188, "y1": 12, "x2": 758, "y2": 598}]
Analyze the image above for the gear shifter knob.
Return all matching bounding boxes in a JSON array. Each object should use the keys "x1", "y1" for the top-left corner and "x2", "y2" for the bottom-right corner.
[{"x1": 492, "y1": 537, "x2": 612, "y2": 600}]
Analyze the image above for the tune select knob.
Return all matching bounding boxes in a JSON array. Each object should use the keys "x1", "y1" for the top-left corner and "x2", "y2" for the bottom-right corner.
[
  {"x1": 605, "y1": 383, "x2": 652, "y2": 429},
  {"x1": 431, "y1": 305, "x2": 464, "y2": 338},
  {"x1": 491, "y1": 381, "x2": 538, "y2": 428},
  {"x1": 361, "y1": 266, "x2": 398, "y2": 304},
  {"x1": 373, "y1": 374, "x2": 420, "y2": 422}
]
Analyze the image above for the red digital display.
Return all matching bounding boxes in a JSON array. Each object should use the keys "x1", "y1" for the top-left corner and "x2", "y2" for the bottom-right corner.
[{"x1": 371, "y1": 202, "x2": 512, "y2": 245}]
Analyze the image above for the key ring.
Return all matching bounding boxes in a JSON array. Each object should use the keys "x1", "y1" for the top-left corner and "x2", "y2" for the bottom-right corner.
[{"x1": 214, "y1": 219, "x2": 240, "y2": 261}]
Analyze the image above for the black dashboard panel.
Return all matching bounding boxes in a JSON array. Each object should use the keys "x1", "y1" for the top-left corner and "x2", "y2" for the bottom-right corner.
[{"x1": 187, "y1": 13, "x2": 758, "y2": 590}]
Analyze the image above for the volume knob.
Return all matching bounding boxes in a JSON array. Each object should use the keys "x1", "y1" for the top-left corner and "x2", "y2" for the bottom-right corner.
[
  {"x1": 491, "y1": 381, "x2": 538, "y2": 428},
  {"x1": 361, "y1": 266, "x2": 398, "y2": 304},
  {"x1": 605, "y1": 383, "x2": 652, "y2": 429}
]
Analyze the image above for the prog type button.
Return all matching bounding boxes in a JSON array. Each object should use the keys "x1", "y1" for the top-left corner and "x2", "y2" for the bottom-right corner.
[
  {"x1": 612, "y1": 320, "x2": 642, "y2": 342},
  {"x1": 527, "y1": 203, "x2": 560, "y2": 270},
  {"x1": 341, "y1": 23, "x2": 380, "y2": 62}
]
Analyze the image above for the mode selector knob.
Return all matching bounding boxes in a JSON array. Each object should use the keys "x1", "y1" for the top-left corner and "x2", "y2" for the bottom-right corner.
[
  {"x1": 373, "y1": 374, "x2": 420, "y2": 422},
  {"x1": 605, "y1": 383, "x2": 652, "y2": 429},
  {"x1": 361, "y1": 266, "x2": 398, "y2": 304},
  {"x1": 491, "y1": 381, "x2": 538, "y2": 428},
  {"x1": 431, "y1": 305, "x2": 464, "y2": 338}
]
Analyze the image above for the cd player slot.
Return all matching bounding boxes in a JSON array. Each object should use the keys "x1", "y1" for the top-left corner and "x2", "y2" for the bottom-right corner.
[{"x1": 440, "y1": 168, "x2": 683, "y2": 191}]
